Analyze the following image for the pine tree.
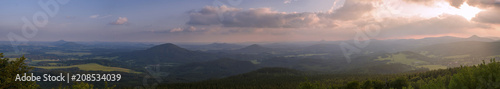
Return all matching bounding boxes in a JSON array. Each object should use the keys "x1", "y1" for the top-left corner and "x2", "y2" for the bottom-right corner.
[{"x1": 0, "y1": 53, "x2": 39, "y2": 89}]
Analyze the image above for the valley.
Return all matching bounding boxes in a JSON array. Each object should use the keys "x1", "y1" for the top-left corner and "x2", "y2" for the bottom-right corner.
[{"x1": 1, "y1": 35, "x2": 499, "y2": 88}]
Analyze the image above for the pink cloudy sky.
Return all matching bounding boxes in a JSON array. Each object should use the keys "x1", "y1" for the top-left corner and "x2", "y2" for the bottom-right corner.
[{"x1": 1, "y1": 0, "x2": 499, "y2": 42}]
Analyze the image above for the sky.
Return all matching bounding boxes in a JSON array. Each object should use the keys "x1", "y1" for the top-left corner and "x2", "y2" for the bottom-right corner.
[{"x1": 0, "y1": 0, "x2": 499, "y2": 43}]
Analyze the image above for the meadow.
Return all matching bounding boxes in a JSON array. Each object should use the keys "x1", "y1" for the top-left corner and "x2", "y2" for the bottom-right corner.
[{"x1": 34, "y1": 63, "x2": 140, "y2": 74}]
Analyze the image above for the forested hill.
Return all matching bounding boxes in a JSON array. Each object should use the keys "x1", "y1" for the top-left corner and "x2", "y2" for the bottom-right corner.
[
  {"x1": 159, "y1": 59, "x2": 500, "y2": 89},
  {"x1": 113, "y1": 43, "x2": 219, "y2": 64},
  {"x1": 233, "y1": 44, "x2": 273, "y2": 54}
]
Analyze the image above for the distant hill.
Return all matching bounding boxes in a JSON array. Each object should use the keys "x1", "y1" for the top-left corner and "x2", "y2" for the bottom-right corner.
[
  {"x1": 179, "y1": 43, "x2": 243, "y2": 51},
  {"x1": 146, "y1": 43, "x2": 191, "y2": 54},
  {"x1": 465, "y1": 35, "x2": 494, "y2": 42},
  {"x1": 409, "y1": 35, "x2": 494, "y2": 45},
  {"x1": 205, "y1": 43, "x2": 243, "y2": 50},
  {"x1": 234, "y1": 44, "x2": 272, "y2": 54},
  {"x1": 51, "y1": 40, "x2": 68, "y2": 46},
  {"x1": 413, "y1": 35, "x2": 493, "y2": 45},
  {"x1": 355, "y1": 35, "x2": 495, "y2": 53},
  {"x1": 416, "y1": 41, "x2": 500, "y2": 57},
  {"x1": 50, "y1": 40, "x2": 85, "y2": 48},
  {"x1": 302, "y1": 44, "x2": 341, "y2": 53},
  {"x1": 115, "y1": 43, "x2": 219, "y2": 64}
]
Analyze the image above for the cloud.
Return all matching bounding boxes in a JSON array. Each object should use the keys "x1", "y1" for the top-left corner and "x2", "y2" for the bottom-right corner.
[
  {"x1": 90, "y1": 15, "x2": 112, "y2": 19},
  {"x1": 448, "y1": 0, "x2": 466, "y2": 8},
  {"x1": 403, "y1": 0, "x2": 439, "y2": 6},
  {"x1": 170, "y1": 27, "x2": 183, "y2": 32},
  {"x1": 283, "y1": 0, "x2": 298, "y2": 4},
  {"x1": 284, "y1": 0, "x2": 291, "y2": 4},
  {"x1": 404, "y1": 0, "x2": 498, "y2": 9},
  {"x1": 187, "y1": 26, "x2": 197, "y2": 31},
  {"x1": 472, "y1": 7, "x2": 500, "y2": 24},
  {"x1": 89, "y1": 15, "x2": 99, "y2": 18},
  {"x1": 327, "y1": 0, "x2": 373, "y2": 21},
  {"x1": 402, "y1": 0, "x2": 500, "y2": 25},
  {"x1": 376, "y1": 14, "x2": 491, "y2": 39},
  {"x1": 110, "y1": 17, "x2": 128, "y2": 25},
  {"x1": 186, "y1": 5, "x2": 239, "y2": 25},
  {"x1": 186, "y1": 1, "x2": 372, "y2": 28},
  {"x1": 466, "y1": 0, "x2": 500, "y2": 24},
  {"x1": 177, "y1": 0, "x2": 499, "y2": 41},
  {"x1": 466, "y1": 0, "x2": 500, "y2": 8},
  {"x1": 169, "y1": 26, "x2": 198, "y2": 32}
]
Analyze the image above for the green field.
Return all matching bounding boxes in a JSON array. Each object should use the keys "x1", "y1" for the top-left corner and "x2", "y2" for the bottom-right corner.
[
  {"x1": 32, "y1": 59, "x2": 59, "y2": 62},
  {"x1": 284, "y1": 53, "x2": 329, "y2": 57},
  {"x1": 45, "y1": 51, "x2": 91, "y2": 56},
  {"x1": 35, "y1": 63, "x2": 140, "y2": 73},
  {"x1": 417, "y1": 65, "x2": 448, "y2": 70},
  {"x1": 443, "y1": 54, "x2": 470, "y2": 59},
  {"x1": 90, "y1": 56, "x2": 119, "y2": 60},
  {"x1": 486, "y1": 55, "x2": 500, "y2": 58},
  {"x1": 47, "y1": 63, "x2": 60, "y2": 66},
  {"x1": 30, "y1": 59, "x2": 59, "y2": 64},
  {"x1": 375, "y1": 53, "x2": 449, "y2": 70},
  {"x1": 375, "y1": 53, "x2": 429, "y2": 66},
  {"x1": 418, "y1": 51, "x2": 439, "y2": 58},
  {"x1": 8, "y1": 58, "x2": 18, "y2": 61},
  {"x1": 2, "y1": 52, "x2": 29, "y2": 56},
  {"x1": 250, "y1": 60, "x2": 261, "y2": 64}
]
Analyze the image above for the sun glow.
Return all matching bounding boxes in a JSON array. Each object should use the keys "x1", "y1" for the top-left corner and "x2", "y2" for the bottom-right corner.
[
  {"x1": 414, "y1": 1, "x2": 483, "y2": 21},
  {"x1": 431, "y1": 3, "x2": 483, "y2": 21},
  {"x1": 455, "y1": 3, "x2": 483, "y2": 20},
  {"x1": 371, "y1": 0, "x2": 484, "y2": 21}
]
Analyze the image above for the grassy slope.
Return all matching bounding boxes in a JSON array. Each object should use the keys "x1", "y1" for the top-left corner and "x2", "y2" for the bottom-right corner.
[
  {"x1": 375, "y1": 52, "x2": 448, "y2": 70},
  {"x1": 34, "y1": 63, "x2": 140, "y2": 73}
]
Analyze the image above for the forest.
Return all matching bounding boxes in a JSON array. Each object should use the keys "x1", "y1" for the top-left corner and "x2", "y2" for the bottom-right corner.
[
  {"x1": 159, "y1": 59, "x2": 500, "y2": 89},
  {"x1": 4, "y1": 53, "x2": 498, "y2": 89}
]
